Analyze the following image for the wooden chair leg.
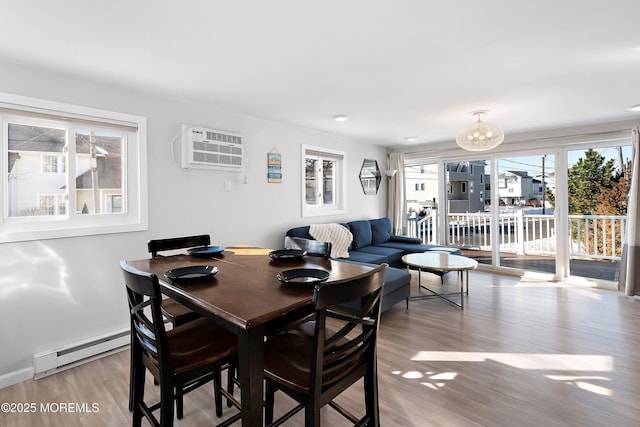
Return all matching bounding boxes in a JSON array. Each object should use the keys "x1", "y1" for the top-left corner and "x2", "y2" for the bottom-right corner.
[
  {"x1": 265, "y1": 381, "x2": 276, "y2": 424},
  {"x1": 226, "y1": 363, "x2": 235, "y2": 407},
  {"x1": 176, "y1": 388, "x2": 184, "y2": 419},
  {"x1": 131, "y1": 361, "x2": 145, "y2": 427},
  {"x1": 160, "y1": 382, "x2": 175, "y2": 427},
  {"x1": 214, "y1": 370, "x2": 223, "y2": 417},
  {"x1": 132, "y1": 407, "x2": 143, "y2": 427},
  {"x1": 305, "y1": 401, "x2": 321, "y2": 427},
  {"x1": 364, "y1": 371, "x2": 380, "y2": 427},
  {"x1": 128, "y1": 350, "x2": 135, "y2": 411}
]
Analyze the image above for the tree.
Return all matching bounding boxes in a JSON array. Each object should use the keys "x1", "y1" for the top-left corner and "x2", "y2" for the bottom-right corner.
[
  {"x1": 567, "y1": 149, "x2": 615, "y2": 215},
  {"x1": 562, "y1": 149, "x2": 628, "y2": 257},
  {"x1": 540, "y1": 149, "x2": 627, "y2": 257},
  {"x1": 595, "y1": 161, "x2": 630, "y2": 257}
]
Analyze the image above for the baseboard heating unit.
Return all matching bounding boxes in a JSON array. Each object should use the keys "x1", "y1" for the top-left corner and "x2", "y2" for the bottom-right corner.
[{"x1": 33, "y1": 328, "x2": 129, "y2": 378}]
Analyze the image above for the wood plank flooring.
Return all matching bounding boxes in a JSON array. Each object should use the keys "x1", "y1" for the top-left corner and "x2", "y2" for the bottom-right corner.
[{"x1": 1, "y1": 270, "x2": 639, "y2": 426}]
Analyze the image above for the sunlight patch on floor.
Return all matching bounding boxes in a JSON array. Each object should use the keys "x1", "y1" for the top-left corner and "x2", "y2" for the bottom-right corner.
[
  {"x1": 392, "y1": 352, "x2": 614, "y2": 395},
  {"x1": 391, "y1": 370, "x2": 458, "y2": 390},
  {"x1": 410, "y1": 351, "x2": 613, "y2": 371},
  {"x1": 546, "y1": 375, "x2": 612, "y2": 396}
]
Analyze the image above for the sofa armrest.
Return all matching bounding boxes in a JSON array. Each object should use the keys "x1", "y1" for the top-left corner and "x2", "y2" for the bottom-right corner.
[{"x1": 390, "y1": 235, "x2": 423, "y2": 244}]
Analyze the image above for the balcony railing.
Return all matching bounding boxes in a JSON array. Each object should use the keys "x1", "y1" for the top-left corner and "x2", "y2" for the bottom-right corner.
[{"x1": 408, "y1": 211, "x2": 627, "y2": 261}]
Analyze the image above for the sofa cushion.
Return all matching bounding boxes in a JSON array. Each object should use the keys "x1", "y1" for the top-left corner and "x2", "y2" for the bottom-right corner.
[
  {"x1": 348, "y1": 220, "x2": 372, "y2": 250},
  {"x1": 390, "y1": 235, "x2": 423, "y2": 244},
  {"x1": 286, "y1": 226, "x2": 313, "y2": 240},
  {"x1": 339, "y1": 261, "x2": 408, "y2": 294},
  {"x1": 381, "y1": 266, "x2": 412, "y2": 295},
  {"x1": 370, "y1": 217, "x2": 392, "y2": 245},
  {"x1": 335, "y1": 260, "x2": 411, "y2": 313},
  {"x1": 357, "y1": 245, "x2": 404, "y2": 265},
  {"x1": 378, "y1": 241, "x2": 454, "y2": 254},
  {"x1": 344, "y1": 251, "x2": 388, "y2": 265}
]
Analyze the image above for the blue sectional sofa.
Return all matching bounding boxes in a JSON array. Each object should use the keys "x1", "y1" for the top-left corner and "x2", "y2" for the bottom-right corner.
[
  {"x1": 286, "y1": 217, "x2": 460, "y2": 268},
  {"x1": 285, "y1": 217, "x2": 461, "y2": 312}
]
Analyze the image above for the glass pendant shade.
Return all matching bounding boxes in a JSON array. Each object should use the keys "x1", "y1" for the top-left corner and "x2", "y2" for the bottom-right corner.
[{"x1": 456, "y1": 111, "x2": 504, "y2": 151}]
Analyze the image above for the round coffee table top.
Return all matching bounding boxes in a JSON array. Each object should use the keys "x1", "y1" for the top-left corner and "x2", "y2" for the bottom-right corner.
[{"x1": 402, "y1": 252, "x2": 478, "y2": 272}]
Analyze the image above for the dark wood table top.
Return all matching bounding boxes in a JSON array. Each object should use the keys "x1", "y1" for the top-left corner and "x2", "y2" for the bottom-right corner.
[{"x1": 127, "y1": 246, "x2": 375, "y2": 331}]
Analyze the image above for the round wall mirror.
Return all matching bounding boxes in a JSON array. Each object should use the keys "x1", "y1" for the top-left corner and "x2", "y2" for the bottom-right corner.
[{"x1": 359, "y1": 159, "x2": 381, "y2": 195}]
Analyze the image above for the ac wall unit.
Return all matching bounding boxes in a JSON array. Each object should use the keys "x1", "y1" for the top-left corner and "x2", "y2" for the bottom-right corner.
[{"x1": 181, "y1": 125, "x2": 244, "y2": 171}]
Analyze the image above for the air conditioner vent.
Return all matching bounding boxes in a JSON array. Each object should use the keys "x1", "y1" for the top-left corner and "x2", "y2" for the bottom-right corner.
[{"x1": 181, "y1": 125, "x2": 244, "y2": 171}]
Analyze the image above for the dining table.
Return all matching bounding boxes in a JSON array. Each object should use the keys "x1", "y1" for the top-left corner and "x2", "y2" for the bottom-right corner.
[{"x1": 126, "y1": 245, "x2": 376, "y2": 426}]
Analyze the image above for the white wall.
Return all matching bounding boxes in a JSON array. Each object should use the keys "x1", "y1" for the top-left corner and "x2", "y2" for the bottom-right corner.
[{"x1": 0, "y1": 60, "x2": 387, "y2": 384}]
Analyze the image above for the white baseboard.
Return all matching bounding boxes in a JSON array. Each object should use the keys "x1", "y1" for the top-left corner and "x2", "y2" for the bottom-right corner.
[{"x1": 0, "y1": 367, "x2": 33, "y2": 390}]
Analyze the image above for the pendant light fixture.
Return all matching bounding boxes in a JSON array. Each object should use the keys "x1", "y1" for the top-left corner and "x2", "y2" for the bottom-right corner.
[{"x1": 456, "y1": 110, "x2": 504, "y2": 151}]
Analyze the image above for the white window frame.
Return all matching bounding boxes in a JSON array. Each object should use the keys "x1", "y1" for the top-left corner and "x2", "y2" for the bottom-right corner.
[
  {"x1": 0, "y1": 92, "x2": 147, "y2": 242},
  {"x1": 302, "y1": 145, "x2": 346, "y2": 217}
]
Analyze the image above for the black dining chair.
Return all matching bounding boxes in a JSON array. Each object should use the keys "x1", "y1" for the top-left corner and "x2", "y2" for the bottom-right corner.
[
  {"x1": 121, "y1": 260, "x2": 241, "y2": 427},
  {"x1": 284, "y1": 236, "x2": 332, "y2": 258},
  {"x1": 148, "y1": 234, "x2": 211, "y2": 326},
  {"x1": 263, "y1": 263, "x2": 387, "y2": 427}
]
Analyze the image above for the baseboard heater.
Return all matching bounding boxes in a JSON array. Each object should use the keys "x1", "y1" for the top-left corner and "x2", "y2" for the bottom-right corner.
[{"x1": 33, "y1": 328, "x2": 130, "y2": 378}]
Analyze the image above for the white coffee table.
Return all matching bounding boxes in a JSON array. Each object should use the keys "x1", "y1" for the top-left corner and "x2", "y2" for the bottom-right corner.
[{"x1": 402, "y1": 252, "x2": 478, "y2": 309}]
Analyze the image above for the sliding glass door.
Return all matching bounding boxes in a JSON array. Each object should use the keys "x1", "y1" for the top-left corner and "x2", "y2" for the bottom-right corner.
[{"x1": 403, "y1": 135, "x2": 632, "y2": 283}]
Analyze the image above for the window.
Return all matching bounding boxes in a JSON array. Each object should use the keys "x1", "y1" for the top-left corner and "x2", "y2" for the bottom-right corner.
[
  {"x1": 302, "y1": 145, "x2": 346, "y2": 217},
  {"x1": 42, "y1": 154, "x2": 66, "y2": 174},
  {"x1": 1, "y1": 93, "x2": 147, "y2": 242},
  {"x1": 420, "y1": 183, "x2": 425, "y2": 191},
  {"x1": 461, "y1": 182, "x2": 467, "y2": 193}
]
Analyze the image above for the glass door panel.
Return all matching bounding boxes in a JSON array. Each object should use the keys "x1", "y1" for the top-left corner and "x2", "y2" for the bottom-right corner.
[
  {"x1": 566, "y1": 146, "x2": 631, "y2": 281},
  {"x1": 496, "y1": 155, "x2": 556, "y2": 275},
  {"x1": 444, "y1": 160, "x2": 492, "y2": 266},
  {"x1": 405, "y1": 162, "x2": 440, "y2": 243}
]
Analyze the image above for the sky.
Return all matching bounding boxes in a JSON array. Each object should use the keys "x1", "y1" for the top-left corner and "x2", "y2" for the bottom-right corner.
[{"x1": 499, "y1": 145, "x2": 633, "y2": 178}]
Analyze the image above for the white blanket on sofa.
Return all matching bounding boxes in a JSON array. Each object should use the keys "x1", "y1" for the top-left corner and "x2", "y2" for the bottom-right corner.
[{"x1": 309, "y1": 223, "x2": 353, "y2": 258}]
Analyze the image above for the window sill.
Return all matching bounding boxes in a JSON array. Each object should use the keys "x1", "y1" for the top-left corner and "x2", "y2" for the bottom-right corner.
[{"x1": 0, "y1": 222, "x2": 148, "y2": 243}]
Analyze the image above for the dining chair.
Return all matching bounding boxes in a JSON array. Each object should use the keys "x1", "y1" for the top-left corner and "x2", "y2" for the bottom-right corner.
[
  {"x1": 148, "y1": 234, "x2": 211, "y2": 326},
  {"x1": 263, "y1": 263, "x2": 387, "y2": 427},
  {"x1": 284, "y1": 236, "x2": 332, "y2": 258},
  {"x1": 121, "y1": 260, "x2": 241, "y2": 427}
]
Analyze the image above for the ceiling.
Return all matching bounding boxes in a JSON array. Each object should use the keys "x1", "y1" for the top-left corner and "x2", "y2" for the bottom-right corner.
[{"x1": 2, "y1": 1, "x2": 640, "y2": 149}]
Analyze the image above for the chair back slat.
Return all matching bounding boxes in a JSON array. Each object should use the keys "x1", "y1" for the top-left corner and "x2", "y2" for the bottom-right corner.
[
  {"x1": 309, "y1": 263, "x2": 386, "y2": 394},
  {"x1": 148, "y1": 235, "x2": 211, "y2": 257},
  {"x1": 284, "y1": 236, "x2": 332, "y2": 258},
  {"x1": 121, "y1": 260, "x2": 170, "y2": 367}
]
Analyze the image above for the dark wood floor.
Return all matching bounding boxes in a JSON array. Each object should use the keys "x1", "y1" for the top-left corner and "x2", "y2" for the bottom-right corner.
[
  {"x1": 461, "y1": 249, "x2": 620, "y2": 281},
  {"x1": 1, "y1": 270, "x2": 639, "y2": 426}
]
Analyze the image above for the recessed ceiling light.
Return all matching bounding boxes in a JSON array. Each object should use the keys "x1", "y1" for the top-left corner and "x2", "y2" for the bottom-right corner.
[
  {"x1": 628, "y1": 104, "x2": 640, "y2": 112},
  {"x1": 333, "y1": 115, "x2": 349, "y2": 122},
  {"x1": 405, "y1": 136, "x2": 417, "y2": 142}
]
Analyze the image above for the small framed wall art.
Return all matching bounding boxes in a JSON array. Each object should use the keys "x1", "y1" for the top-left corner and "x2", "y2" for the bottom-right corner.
[{"x1": 267, "y1": 148, "x2": 282, "y2": 183}]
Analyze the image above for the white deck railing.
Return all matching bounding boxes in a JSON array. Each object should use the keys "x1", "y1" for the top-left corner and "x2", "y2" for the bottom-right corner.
[{"x1": 408, "y1": 211, "x2": 626, "y2": 261}]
